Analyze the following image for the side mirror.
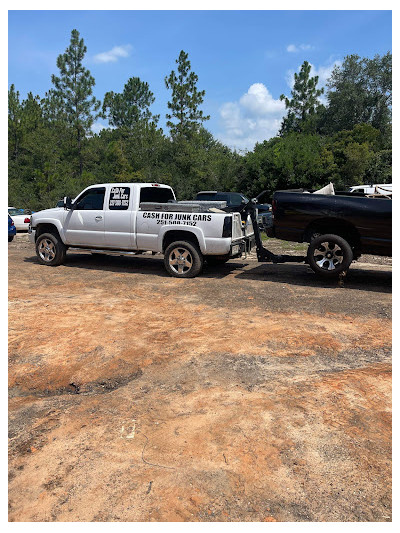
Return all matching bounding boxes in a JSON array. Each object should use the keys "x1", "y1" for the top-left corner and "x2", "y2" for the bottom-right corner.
[{"x1": 63, "y1": 196, "x2": 72, "y2": 210}]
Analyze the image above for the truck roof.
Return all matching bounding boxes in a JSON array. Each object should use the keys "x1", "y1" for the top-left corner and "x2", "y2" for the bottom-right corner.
[{"x1": 89, "y1": 183, "x2": 172, "y2": 188}]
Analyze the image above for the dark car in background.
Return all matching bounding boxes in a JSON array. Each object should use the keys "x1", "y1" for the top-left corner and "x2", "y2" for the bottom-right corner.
[
  {"x1": 195, "y1": 191, "x2": 271, "y2": 228},
  {"x1": 8, "y1": 215, "x2": 16, "y2": 242},
  {"x1": 255, "y1": 203, "x2": 272, "y2": 230},
  {"x1": 195, "y1": 191, "x2": 249, "y2": 211}
]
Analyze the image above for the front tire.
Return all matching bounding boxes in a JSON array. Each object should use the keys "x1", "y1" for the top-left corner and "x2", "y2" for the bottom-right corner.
[
  {"x1": 36, "y1": 232, "x2": 66, "y2": 266},
  {"x1": 164, "y1": 240, "x2": 204, "y2": 278},
  {"x1": 307, "y1": 234, "x2": 353, "y2": 277}
]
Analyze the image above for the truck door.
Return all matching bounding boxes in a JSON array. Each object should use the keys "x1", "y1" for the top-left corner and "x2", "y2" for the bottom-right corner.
[
  {"x1": 104, "y1": 186, "x2": 137, "y2": 249},
  {"x1": 64, "y1": 187, "x2": 106, "y2": 246}
]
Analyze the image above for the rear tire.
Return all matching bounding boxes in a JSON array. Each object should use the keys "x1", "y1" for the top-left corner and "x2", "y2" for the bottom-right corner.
[
  {"x1": 164, "y1": 240, "x2": 203, "y2": 278},
  {"x1": 36, "y1": 232, "x2": 66, "y2": 266},
  {"x1": 307, "y1": 234, "x2": 353, "y2": 277}
]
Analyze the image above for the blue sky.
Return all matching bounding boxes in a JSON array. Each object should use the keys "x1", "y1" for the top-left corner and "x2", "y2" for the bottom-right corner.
[{"x1": 8, "y1": 10, "x2": 392, "y2": 151}]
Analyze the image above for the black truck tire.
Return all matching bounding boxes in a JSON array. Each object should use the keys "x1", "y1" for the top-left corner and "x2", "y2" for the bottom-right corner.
[
  {"x1": 307, "y1": 234, "x2": 353, "y2": 277},
  {"x1": 36, "y1": 232, "x2": 66, "y2": 266},
  {"x1": 164, "y1": 240, "x2": 204, "y2": 278}
]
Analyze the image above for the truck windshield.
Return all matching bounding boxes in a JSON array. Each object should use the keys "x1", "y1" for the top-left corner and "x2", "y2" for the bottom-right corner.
[{"x1": 140, "y1": 187, "x2": 175, "y2": 203}]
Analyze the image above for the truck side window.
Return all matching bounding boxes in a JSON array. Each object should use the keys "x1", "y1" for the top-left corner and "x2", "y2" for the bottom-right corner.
[
  {"x1": 215, "y1": 193, "x2": 229, "y2": 203},
  {"x1": 74, "y1": 187, "x2": 106, "y2": 210},
  {"x1": 230, "y1": 193, "x2": 248, "y2": 206},
  {"x1": 140, "y1": 187, "x2": 175, "y2": 203}
]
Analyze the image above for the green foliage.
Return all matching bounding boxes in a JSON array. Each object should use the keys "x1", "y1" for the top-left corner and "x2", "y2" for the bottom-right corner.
[
  {"x1": 103, "y1": 77, "x2": 159, "y2": 128},
  {"x1": 280, "y1": 61, "x2": 325, "y2": 135},
  {"x1": 8, "y1": 84, "x2": 23, "y2": 160},
  {"x1": 165, "y1": 50, "x2": 210, "y2": 139},
  {"x1": 322, "y1": 52, "x2": 392, "y2": 139},
  {"x1": 244, "y1": 133, "x2": 336, "y2": 198}
]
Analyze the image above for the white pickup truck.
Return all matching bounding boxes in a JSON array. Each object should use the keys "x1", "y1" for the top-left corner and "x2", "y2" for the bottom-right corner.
[{"x1": 29, "y1": 182, "x2": 255, "y2": 278}]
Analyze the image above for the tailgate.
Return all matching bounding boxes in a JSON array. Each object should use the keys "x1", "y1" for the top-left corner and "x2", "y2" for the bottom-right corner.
[{"x1": 232, "y1": 213, "x2": 243, "y2": 240}]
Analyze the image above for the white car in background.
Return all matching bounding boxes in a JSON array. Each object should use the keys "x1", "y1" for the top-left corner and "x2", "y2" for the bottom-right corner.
[
  {"x1": 348, "y1": 184, "x2": 392, "y2": 196},
  {"x1": 8, "y1": 207, "x2": 33, "y2": 231}
]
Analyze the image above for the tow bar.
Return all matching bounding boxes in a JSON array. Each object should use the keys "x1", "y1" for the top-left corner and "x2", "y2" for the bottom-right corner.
[{"x1": 242, "y1": 192, "x2": 307, "y2": 265}]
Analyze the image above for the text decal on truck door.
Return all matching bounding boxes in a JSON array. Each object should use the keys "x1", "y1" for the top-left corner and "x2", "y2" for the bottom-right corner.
[{"x1": 109, "y1": 187, "x2": 130, "y2": 210}]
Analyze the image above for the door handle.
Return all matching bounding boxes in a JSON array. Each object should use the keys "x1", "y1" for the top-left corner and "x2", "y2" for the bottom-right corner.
[{"x1": 95, "y1": 216, "x2": 103, "y2": 221}]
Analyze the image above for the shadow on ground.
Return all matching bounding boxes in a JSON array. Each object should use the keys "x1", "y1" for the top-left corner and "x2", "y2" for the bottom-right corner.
[{"x1": 24, "y1": 251, "x2": 391, "y2": 294}]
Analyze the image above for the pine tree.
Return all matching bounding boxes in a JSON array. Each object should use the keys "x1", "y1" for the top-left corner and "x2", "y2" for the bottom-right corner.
[
  {"x1": 51, "y1": 29, "x2": 101, "y2": 176},
  {"x1": 8, "y1": 84, "x2": 23, "y2": 160},
  {"x1": 165, "y1": 50, "x2": 209, "y2": 138},
  {"x1": 103, "y1": 77, "x2": 159, "y2": 129},
  {"x1": 21, "y1": 92, "x2": 42, "y2": 133},
  {"x1": 279, "y1": 61, "x2": 324, "y2": 135}
]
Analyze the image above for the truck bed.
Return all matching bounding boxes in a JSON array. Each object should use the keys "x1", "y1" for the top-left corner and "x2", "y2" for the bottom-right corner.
[{"x1": 139, "y1": 201, "x2": 227, "y2": 213}]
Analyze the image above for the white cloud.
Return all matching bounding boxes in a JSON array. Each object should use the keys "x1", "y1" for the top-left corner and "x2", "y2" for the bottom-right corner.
[
  {"x1": 91, "y1": 121, "x2": 107, "y2": 135},
  {"x1": 93, "y1": 45, "x2": 132, "y2": 64},
  {"x1": 217, "y1": 83, "x2": 285, "y2": 152},
  {"x1": 287, "y1": 43, "x2": 313, "y2": 53},
  {"x1": 309, "y1": 61, "x2": 342, "y2": 87},
  {"x1": 239, "y1": 83, "x2": 285, "y2": 116}
]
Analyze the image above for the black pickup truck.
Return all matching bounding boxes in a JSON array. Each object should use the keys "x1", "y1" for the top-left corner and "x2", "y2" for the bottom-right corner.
[{"x1": 266, "y1": 190, "x2": 392, "y2": 277}]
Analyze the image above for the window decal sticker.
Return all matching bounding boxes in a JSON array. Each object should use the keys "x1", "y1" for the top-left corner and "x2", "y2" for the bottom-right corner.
[{"x1": 109, "y1": 187, "x2": 130, "y2": 210}]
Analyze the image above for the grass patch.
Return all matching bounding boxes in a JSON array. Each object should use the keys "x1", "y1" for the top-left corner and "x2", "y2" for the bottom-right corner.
[{"x1": 260, "y1": 233, "x2": 308, "y2": 254}]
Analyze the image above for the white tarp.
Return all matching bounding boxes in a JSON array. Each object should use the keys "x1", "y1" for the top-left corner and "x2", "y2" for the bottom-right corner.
[{"x1": 313, "y1": 182, "x2": 335, "y2": 195}]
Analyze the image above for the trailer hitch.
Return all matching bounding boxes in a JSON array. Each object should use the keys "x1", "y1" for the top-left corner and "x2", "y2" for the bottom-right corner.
[
  {"x1": 256, "y1": 247, "x2": 307, "y2": 264},
  {"x1": 240, "y1": 191, "x2": 307, "y2": 265}
]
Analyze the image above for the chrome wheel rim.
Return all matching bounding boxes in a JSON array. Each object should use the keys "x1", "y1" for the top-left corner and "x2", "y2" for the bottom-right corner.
[
  {"x1": 38, "y1": 239, "x2": 56, "y2": 262},
  {"x1": 314, "y1": 241, "x2": 344, "y2": 271},
  {"x1": 168, "y1": 247, "x2": 193, "y2": 275}
]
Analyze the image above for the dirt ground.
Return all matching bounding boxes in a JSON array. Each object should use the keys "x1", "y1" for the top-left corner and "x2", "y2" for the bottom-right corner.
[{"x1": 8, "y1": 234, "x2": 392, "y2": 522}]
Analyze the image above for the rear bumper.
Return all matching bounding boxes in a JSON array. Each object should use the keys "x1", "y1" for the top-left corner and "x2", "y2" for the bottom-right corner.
[
  {"x1": 230, "y1": 234, "x2": 255, "y2": 257},
  {"x1": 230, "y1": 241, "x2": 245, "y2": 257}
]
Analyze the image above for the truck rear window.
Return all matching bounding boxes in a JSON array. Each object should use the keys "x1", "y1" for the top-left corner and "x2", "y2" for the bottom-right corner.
[
  {"x1": 140, "y1": 187, "x2": 174, "y2": 203},
  {"x1": 196, "y1": 193, "x2": 217, "y2": 201}
]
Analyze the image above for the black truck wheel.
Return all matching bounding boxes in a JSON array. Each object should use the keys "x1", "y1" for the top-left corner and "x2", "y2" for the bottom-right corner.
[
  {"x1": 36, "y1": 232, "x2": 66, "y2": 266},
  {"x1": 307, "y1": 234, "x2": 353, "y2": 277},
  {"x1": 164, "y1": 240, "x2": 204, "y2": 278}
]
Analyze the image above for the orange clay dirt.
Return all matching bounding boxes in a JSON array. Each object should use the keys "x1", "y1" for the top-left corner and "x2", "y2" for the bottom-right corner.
[{"x1": 8, "y1": 235, "x2": 392, "y2": 522}]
